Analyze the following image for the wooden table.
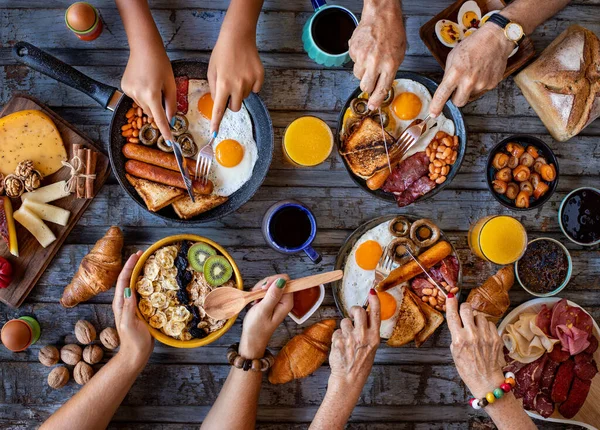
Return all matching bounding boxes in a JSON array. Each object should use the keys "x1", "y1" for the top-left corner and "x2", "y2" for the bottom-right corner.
[{"x1": 1, "y1": 0, "x2": 599, "y2": 428}]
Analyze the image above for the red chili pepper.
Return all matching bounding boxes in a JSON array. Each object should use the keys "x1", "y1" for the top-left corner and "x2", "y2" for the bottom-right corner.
[{"x1": 0, "y1": 256, "x2": 13, "y2": 289}]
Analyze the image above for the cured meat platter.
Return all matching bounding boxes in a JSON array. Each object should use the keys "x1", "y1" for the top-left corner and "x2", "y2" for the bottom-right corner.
[{"x1": 498, "y1": 298, "x2": 600, "y2": 429}]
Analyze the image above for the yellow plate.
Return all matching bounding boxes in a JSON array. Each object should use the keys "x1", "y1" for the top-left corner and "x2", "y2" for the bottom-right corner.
[{"x1": 130, "y1": 234, "x2": 243, "y2": 348}]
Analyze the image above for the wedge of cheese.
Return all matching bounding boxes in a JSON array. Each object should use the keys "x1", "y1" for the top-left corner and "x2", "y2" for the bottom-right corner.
[
  {"x1": 22, "y1": 181, "x2": 71, "y2": 203},
  {"x1": 0, "y1": 110, "x2": 67, "y2": 176},
  {"x1": 23, "y1": 199, "x2": 70, "y2": 226},
  {"x1": 13, "y1": 206, "x2": 56, "y2": 248}
]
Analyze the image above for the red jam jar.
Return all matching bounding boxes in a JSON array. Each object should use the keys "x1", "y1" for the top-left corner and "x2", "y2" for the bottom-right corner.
[{"x1": 65, "y1": 2, "x2": 103, "y2": 41}]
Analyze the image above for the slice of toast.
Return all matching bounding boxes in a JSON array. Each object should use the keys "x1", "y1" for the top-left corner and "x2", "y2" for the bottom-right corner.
[
  {"x1": 125, "y1": 174, "x2": 185, "y2": 212},
  {"x1": 172, "y1": 193, "x2": 228, "y2": 219},
  {"x1": 341, "y1": 117, "x2": 396, "y2": 178},
  {"x1": 387, "y1": 289, "x2": 426, "y2": 347},
  {"x1": 409, "y1": 290, "x2": 444, "y2": 347}
]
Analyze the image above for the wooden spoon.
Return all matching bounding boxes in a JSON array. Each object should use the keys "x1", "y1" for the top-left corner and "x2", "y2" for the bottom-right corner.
[{"x1": 203, "y1": 270, "x2": 343, "y2": 320}]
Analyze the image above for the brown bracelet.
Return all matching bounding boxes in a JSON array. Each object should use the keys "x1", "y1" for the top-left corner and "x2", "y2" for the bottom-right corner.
[{"x1": 227, "y1": 343, "x2": 275, "y2": 372}]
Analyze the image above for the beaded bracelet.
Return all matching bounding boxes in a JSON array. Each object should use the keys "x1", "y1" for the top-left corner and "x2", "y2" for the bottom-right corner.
[
  {"x1": 469, "y1": 372, "x2": 517, "y2": 410},
  {"x1": 226, "y1": 343, "x2": 275, "y2": 372}
]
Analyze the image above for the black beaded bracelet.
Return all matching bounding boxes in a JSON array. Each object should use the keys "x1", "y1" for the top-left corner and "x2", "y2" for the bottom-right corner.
[{"x1": 226, "y1": 343, "x2": 275, "y2": 372}]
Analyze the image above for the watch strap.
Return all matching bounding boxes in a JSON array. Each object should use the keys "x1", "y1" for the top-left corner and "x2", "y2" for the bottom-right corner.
[{"x1": 487, "y1": 13, "x2": 510, "y2": 29}]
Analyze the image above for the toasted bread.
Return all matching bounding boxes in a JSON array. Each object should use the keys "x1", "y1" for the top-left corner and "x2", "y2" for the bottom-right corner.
[
  {"x1": 172, "y1": 193, "x2": 228, "y2": 219},
  {"x1": 341, "y1": 117, "x2": 396, "y2": 178},
  {"x1": 387, "y1": 289, "x2": 426, "y2": 347},
  {"x1": 125, "y1": 174, "x2": 185, "y2": 212},
  {"x1": 409, "y1": 290, "x2": 444, "y2": 347}
]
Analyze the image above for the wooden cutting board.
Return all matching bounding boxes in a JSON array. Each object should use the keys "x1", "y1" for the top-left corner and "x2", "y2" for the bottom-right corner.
[
  {"x1": 0, "y1": 94, "x2": 110, "y2": 308},
  {"x1": 498, "y1": 298, "x2": 600, "y2": 430}
]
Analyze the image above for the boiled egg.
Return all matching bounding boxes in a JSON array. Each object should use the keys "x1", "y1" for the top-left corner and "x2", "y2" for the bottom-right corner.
[
  {"x1": 435, "y1": 20, "x2": 463, "y2": 48},
  {"x1": 480, "y1": 10, "x2": 500, "y2": 26},
  {"x1": 463, "y1": 28, "x2": 477, "y2": 39},
  {"x1": 379, "y1": 286, "x2": 405, "y2": 339},
  {"x1": 457, "y1": 0, "x2": 482, "y2": 31}
]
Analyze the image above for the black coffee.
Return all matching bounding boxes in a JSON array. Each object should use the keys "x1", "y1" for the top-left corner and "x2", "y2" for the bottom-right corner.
[
  {"x1": 270, "y1": 206, "x2": 312, "y2": 249},
  {"x1": 311, "y1": 7, "x2": 356, "y2": 55},
  {"x1": 561, "y1": 188, "x2": 600, "y2": 244}
]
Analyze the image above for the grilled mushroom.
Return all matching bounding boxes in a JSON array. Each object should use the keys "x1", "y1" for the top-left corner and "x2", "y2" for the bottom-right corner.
[
  {"x1": 389, "y1": 216, "x2": 411, "y2": 237},
  {"x1": 380, "y1": 87, "x2": 395, "y2": 107},
  {"x1": 410, "y1": 219, "x2": 441, "y2": 248},
  {"x1": 177, "y1": 133, "x2": 198, "y2": 158},
  {"x1": 370, "y1": 110, "x2": 389, "y2": 128},
  {"x1": 170, "y1": 114, "x2": 189, "y2": 136},
  {"x1": 389, "y1": 237, "x2": 420, "y2": 265},
  {"x1": 157, "y1": 136, "x2": 173, "y2": 153},
  {"x1": 350, "y1": 98, "x2": 369, "y2": 117},
  {"x1": 139, "y1": 123, "x2": 159, "y2": 146}
]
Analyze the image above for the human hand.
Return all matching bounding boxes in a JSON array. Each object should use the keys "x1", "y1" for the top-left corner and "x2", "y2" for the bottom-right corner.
[
  {"x1": 112, "y1": 251, "x2": 154, "y2": 370},
  {"x1": 121, "y1": 43, "x2": 177, "y2": 142},
  {"x1": 349, "y1": 0, "x2": 406, "y2": 110},
  {"x1": 239, "y1": 275, "x2": 293, "y2": 359},
  {"x1": 208, "y1": 29, "x2": 264, "y2": 133},
  {"x1": 329, "y1": 289, "x2": 381, "y2": 388},
  {"x1": 430, "y1": 23, "x2": 515, "y2": 117},
  {"x1": 446, "y1": 295, "x2": 505, "y2": 398}
]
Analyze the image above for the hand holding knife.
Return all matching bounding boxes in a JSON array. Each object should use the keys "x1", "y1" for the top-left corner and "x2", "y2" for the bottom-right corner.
[{"x1": 166, "y1": 117, "x2": 195, "y2": 202}]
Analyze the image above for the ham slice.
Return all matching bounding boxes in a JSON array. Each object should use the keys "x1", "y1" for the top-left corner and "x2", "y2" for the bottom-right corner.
[
  {"x1": 550, "y1": 299, "x2": 593, "y2": 338},
  {"x1": 382, "y1": 152, "x2": 429, "y2": 194},
  {"x1": 440, "y1": 256, "x2": 459, "y2": 287},
  {"x1": 394, "y1": 176, "x2": 436, "y2": 207},
  {"x1": 536, "y1": 304, "x2": 553, "y2": 336},
  {"x1": 556, "y1": 324, "x2": 591, "y2": 355}
]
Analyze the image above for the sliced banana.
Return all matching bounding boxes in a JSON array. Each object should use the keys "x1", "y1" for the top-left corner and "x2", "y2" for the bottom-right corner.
[
  {"x1": 143, "y1": 257, "x2": 160, "y2": 281},
  {"x1": 161, "y1": 277, "x2": 179, "y2": 291},
  {"x1": 171, "y1": 306, "x2": 191, "y2": 322},
  {"x1": 164, "y1": 319, "x2": 186, "y2": 337},
  {"x1": 138, "y1": 298, "x2": 155, "y2": 318},
  {"x1": 149, "y1": 311, "x2": 167, "y2": 329},
  {"x1": 136, "y1": 278, "x2": 154, "y2": 297},
  {"x1": 150, "y1": 292, "x2": 168, "y2": 309}
]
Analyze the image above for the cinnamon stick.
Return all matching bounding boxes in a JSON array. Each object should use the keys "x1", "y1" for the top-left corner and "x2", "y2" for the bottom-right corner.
[
  {"x1": 85, "y1": 149, "x2": 97, "y2": 199},
  {"x1": 76, "y1": 146, "x2": 86, "y2": 198},
  {"x1": 70, "y1": 144, "x2": 81, "y2": 193}
]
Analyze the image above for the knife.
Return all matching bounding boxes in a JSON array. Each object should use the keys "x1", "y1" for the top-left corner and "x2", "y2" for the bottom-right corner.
[
  {"x1": 378, "y1": 107, "x2": 393, "y2": 173},
  {"x1": 404, "y1": 248, "x2": 447, "y2": 298},
  {"x1": 168, "y1": 139, "x2": 195, "y2": 202}
]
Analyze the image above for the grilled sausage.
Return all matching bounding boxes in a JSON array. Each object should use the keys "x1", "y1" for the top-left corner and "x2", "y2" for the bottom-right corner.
[
  {"x1": 125, "y1": 160, "x2": 213, "y2": 195},
  {"x1": 551, "y1": 359, "x2": 575, "y2": 403},
  {"x1": 122, "y1": 143, "x2": 195, "y2": 172},
  {"x1": 558, "y1": 377, "x2": 592, "y2": 419}
]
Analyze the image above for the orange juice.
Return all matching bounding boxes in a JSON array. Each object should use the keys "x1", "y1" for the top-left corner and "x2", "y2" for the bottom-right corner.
[
  {"x1": 468, "y1": 215, "x2": 527, "y2": 264},
  {"x1": 283, "y1": 116, "x2": 333, "y2": 167}
]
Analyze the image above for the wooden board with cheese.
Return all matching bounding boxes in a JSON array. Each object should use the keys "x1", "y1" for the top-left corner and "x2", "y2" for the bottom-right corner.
[{"x1": 0, "y1": 94, "x2": 110, "y2": 308}]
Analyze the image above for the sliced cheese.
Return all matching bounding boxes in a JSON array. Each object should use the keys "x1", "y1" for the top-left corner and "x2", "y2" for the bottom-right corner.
[
  {"x1": 13, "y1": 206, "x2": 56, "y2": 248},
  {"x1": 0, "y1": 109, "x2": 67, "y2": 176},
  {"x1": 23, "y1": 200, "x2": 70, "y2": 226},
  {"x1": 22, "y1": 181, "x2": 71, "y2": 203}
]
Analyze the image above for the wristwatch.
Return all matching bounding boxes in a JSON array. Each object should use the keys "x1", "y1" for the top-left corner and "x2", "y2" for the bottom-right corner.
[{"x1": 486, "y1": 13, "x2": 525, "y2": 46}]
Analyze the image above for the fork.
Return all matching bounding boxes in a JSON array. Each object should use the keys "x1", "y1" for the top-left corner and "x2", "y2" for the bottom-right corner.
[
  {"x1": 390, "y1": 114, "x2": 433, "y2": 160},
  {"x1": 362, "y1": 245, "x2": 395, "y2": 307},
  {"x1": 194, "y1": 131, "x2": 217, "y2": 184}
]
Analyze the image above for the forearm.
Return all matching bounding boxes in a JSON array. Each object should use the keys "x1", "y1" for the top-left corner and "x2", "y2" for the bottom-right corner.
[
  {"x1": 501, "y1": 0, "x2": 571, "y2": 35},
  {"x1": 485, "y1": 393, "x2": 537, "y2": 430},
  {"x1": 221, "y1": 0, "x2": 264, "y2": 36},
  {"x1": 115, "y1": 0, "x2": 164, "y2": 50},
  {"x1": 310, "y1": 377, "x2": 363, "y2": 430},
  {"x1": 41, "y1": 353, "x2": 144, "y2": 430}
]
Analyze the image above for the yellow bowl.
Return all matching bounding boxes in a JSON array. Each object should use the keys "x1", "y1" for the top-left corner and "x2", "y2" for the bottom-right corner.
[{"x1": 130, "y1": 234, "x2": 243, "y2": 348}]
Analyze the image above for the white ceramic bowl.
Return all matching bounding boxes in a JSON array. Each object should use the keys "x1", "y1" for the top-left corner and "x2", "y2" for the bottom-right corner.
[{"x1": 288, "y1": 284, "x2": 325, "y2": 325}]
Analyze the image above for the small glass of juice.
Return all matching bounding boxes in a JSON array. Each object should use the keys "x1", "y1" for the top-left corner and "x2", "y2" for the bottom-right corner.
[
  {"x1": 283, "y1": 116, "x2": 333, "y2": 167},
  {"x1": 468, "y1": 215, "x2": 528, "y2": 265}
]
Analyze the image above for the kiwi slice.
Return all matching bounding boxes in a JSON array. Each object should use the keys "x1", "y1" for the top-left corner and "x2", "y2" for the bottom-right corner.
[
  {"x1": 188, "y1": 242, "x2": 217, "y2": 272},
  {"x1": 204, "y1": 256, "x2": 233, "y2": 287}
]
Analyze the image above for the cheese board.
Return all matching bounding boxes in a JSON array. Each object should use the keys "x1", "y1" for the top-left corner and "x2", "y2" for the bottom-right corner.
[
  {"x1": 498, "y1": 298, "x2": 600, "y2": 430},
  {"x1": 0, "y1": 94, "x2": 110, "y2": 308}
]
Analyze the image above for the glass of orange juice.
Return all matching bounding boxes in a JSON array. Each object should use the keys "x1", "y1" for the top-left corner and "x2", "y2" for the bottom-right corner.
[
  {"x1": 283, "y1": 116, "x2": 333, "y2": 167},
  {"x1": 468, "y1": 215, "x2": 528, "y2": 265}
]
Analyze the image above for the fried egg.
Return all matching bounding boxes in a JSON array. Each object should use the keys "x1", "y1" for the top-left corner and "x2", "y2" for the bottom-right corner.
[
  {"x1": 389, "y1": 79, "x2": 431, "y2": 133},
  {"x1": 378, "y1": 286, "x2": 405, "y2": 339},
  {"x1": 186, "y1": 80, "x2": 258, "y2": 196}
]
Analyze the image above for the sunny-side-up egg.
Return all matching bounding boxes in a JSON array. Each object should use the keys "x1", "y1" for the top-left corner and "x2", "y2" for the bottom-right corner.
[
  {"x1": 186, "y1": 79, "x2": 258, "y2": 197},
  {"x1": 378, "y1": 286, "x2": 405, "y2": 339},
  {"x1": 341, "y1": 220, "x2": 404, "y2": 338}
]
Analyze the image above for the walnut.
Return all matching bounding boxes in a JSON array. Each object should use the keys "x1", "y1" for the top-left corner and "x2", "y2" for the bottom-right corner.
[
  {"x1": 3, "y1": 174, "x2": 24, "y2": 198},
  {"x1": 73, "y1": 361, "x2": 94, "y2": 385},
  {"x1": 74, "y1": 320, "x2": 96, "y2": 345},
  {"x1": 99, "y1": 327, "x2": 120, "y2": 350},
  {"x1": 48, "y1": 366, "x2": 69, "y2": 389},
  {"x1": 14, "y1": 160, "x2": 35, "y2": 178},
  {"x1": 83, "y1": 344, "x2": 104, "y2": 365},
  {"x1": 60, "y1": 344, "x2": 82, "y2": 365},
  {"x1": 24, "y1": 170, "x2": 42, "y2": 192},
  {"x1": 38, "y1": 345, "x2": 60, "y2": 367}
]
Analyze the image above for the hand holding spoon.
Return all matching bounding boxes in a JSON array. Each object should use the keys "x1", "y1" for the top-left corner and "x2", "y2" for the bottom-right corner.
[{"x1": 203, "y1": 270, "x2": 343, "y2": 320}]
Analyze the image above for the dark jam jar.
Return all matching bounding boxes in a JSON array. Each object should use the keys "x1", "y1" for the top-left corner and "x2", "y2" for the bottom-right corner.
[
  {"x1": 560, "y1": 188, "x2": 600, "y2": 246},
  {"x1": 516, "y1": 238, "x2": 572, "y2": 296}
]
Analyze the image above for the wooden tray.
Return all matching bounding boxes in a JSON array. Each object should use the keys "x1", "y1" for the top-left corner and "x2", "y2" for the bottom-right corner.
[
  {"x1": 0, "y1": 94, "x2": 110, "y2": 308},
  {"x1": 419, "y1": 0, "x2": 536, "y2": 81},
  {"x1": 498, "y1": 298, "x2": 600, "y2": 430}
]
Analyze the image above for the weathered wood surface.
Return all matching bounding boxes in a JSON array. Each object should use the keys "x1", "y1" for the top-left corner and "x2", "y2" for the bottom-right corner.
[{"x1": 1, "y1": 0, "x2": 599, "y2": 428}]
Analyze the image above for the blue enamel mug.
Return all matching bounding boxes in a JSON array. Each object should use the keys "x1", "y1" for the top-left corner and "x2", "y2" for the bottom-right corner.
[
  {"x1": 262, "y1": 200, "x2": 322, "y2": 264},
  {"x1": 302, "y1": 0, "x2": 358, "y2": 67}
]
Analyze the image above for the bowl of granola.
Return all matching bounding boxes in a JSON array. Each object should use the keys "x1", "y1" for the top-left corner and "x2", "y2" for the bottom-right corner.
[{"x1": 130, "y1": 234, "x2": 243, "y2": 348}]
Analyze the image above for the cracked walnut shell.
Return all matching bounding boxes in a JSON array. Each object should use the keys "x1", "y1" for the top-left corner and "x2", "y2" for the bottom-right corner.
[
  {"x1": 99, "y1": 327, "x2": 120, "y2": 350},
  {"x1": 60, "y1": 344, "x2": 83, "y2": 365},
  {"x1": 74, "y1": 361, "x2": 94, "y2": 385},
  {"x1": 48, "y1": 366, "x2": 70, "y2": 389},
  {"x1": 24, "y1": 170, "x2": 42, "y2": 192},
  {"x1": 38, "y1": 345, "x2": 60, "y2": 367},
  {"x1": 14, "y1": 160, "x2": 35, "y2": 178},
  {"x1": 74, "y1": 320, "x2": 96, "y2": 344},
  {"x1": 3, "y1": 174, "x2": 24, "y2": 198},
  {"x1": 83, "y1": 344, "x2": 104, "y2": 365}
]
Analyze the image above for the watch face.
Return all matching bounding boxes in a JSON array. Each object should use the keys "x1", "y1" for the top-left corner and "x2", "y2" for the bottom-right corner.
[{"x1": 506, "y1": 23, "x2": 523, "y2": 41}]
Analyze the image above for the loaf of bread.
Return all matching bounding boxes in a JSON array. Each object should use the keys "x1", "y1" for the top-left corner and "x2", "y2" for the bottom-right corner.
[{"x1": 515, "y1": 25, "x2": 600, "y2": 142}]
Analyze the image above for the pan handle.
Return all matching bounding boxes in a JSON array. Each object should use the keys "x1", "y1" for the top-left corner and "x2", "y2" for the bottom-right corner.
[{"x1": 12, "y1": 41, "x2": 118, "y2": 109}]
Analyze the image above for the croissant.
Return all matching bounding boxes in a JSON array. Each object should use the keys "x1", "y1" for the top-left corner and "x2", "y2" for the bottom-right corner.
[
  {"x1": 60, "y1": 226, "x2": 124, "y2": 308},
  {"x1": 268, "y1": 319, "x2": 336, "y2": 384},
  {"x1": 466, "y1": 266, "x2": 514, "y2": 322}
]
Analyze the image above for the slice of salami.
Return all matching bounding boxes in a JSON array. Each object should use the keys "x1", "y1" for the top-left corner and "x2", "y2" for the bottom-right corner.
[
  {"x1": 574, "y1": 359, "x2": 598, "y2": 381},
  {"x1": 558, "y1": 377, "x2": 592, "y2": 419},
  {"x1": 584, "y1": 335, "x2": 598, "y2": 354},
  {"x1": 536, "y1": 304, "x2": 552, "y2": 336},
  {"x1": 548, "y1": 346, "x2": 571, "y2": 363},
  {"x1": 551, "y1": 359, "x2": 575, "y2": 403}
]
